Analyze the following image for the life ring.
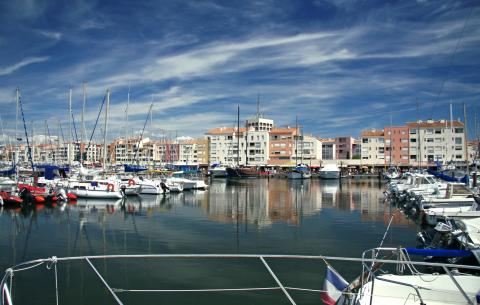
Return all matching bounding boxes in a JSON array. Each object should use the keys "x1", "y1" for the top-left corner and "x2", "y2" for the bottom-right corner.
[
  {"x1": 107, "y1": 184, "x2": 115, "y2": 192},
  {"x1": 128, "y1": 179, "x2": 136, "y2": 186}
]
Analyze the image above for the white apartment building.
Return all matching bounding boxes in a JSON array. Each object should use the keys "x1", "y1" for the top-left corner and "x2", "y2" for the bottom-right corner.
[
  {"x1": 206, "y1": 127, "x2": 270, "y2": 166},
  {"x1": 407, "y1": 120, "x2": 466, "y2": 165},
  {"x1": 360, "y1": 130, "x2": 385, "y2": 165},
  {"x1": 292, "y1": 134, "x2": 322, "y2": 162},
  {"x1": 246, "y1": 115, "x2": 274, "y2": 132}
]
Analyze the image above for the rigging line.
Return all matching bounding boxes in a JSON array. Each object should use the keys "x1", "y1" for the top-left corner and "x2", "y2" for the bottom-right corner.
[
  {"x1": 71, "y1": 112, "x2": 79, "y2": 144},
  {"x1": 133, "y1": 103, "x2": 153, "y2": 165},
  {"x1": 85, "y1": 95, "x2": 107, "y2": 160},
  {"x1": 429, "y1": 6, "x2": 474, "y2": 119}
]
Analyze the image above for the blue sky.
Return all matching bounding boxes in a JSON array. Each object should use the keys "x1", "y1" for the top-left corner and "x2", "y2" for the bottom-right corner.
[{"x1": 0, "y1": 0, "x2": 479, "y2": 142}]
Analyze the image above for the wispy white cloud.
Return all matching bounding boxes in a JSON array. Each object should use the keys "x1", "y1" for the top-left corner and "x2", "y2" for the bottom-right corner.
[
  {"x1": 38, "y1": 30, "x2": 62, "y2": 41},
  {"x1": 0, "y1": 56, "x2": 49, "y2": 76}
]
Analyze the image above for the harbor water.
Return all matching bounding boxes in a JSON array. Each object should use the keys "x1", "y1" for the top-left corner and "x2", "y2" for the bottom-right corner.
[{"x1": 0, "y1": 178, "x2": 418, "y2": 305}]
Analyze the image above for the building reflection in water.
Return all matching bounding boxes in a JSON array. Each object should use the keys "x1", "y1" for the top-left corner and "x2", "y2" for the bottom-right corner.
[
  {"x1": 203, "y1": 178, "x2": 412, "y2": 229},
  {"x1": 0, "y1": 178, "x2": 413, "y2": 230}
]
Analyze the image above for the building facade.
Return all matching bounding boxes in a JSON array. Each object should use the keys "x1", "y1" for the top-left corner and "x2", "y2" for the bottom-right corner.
[{"x1": 407, "y1": 120, "x2": 466, "y2": 166}]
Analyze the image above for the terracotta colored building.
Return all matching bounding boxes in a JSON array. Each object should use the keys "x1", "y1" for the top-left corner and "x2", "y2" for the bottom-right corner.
[
  {"x1": 269, "y1": 127, "x2": 298, "y2": 165},
  {"x1": 384, "y1": 126, "x2": 409, "y2": 166}
]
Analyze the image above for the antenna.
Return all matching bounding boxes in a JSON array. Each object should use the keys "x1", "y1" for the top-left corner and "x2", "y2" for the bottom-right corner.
[{"x1": 256, "y1": 94, "x2": 260, "y2": 118}]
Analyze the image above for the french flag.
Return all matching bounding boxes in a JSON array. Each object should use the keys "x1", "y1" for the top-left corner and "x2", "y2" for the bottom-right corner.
[{"x1": 321, "y1": 265, "x2": 348, "y2": 305}]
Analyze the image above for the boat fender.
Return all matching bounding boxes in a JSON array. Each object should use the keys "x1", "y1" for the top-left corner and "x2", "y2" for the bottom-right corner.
[
  {"x1": 35, "y1": 196, "x2": 45, "y2": 203},
  {"x1": 67, "y1": 193, "x2": 77, "y2": 200},
  {"x1": 128, "y1": 179, "x2": 136, "y2": 186},
  {"x1": 107, "y1": 184, "x2": 115, "y2": 192}
]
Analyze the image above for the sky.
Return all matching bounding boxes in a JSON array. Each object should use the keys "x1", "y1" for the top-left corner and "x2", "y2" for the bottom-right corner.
[{"x1": 0, "y1": 0, "x2": 479, "y2": 143}]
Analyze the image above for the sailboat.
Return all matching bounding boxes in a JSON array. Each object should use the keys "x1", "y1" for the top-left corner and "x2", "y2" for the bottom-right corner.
[
  {"x1": 287, "y1": 117, "x2": 311, "y2": 179},
  {"x1": 226, "y1": 106, "x2": 262, "y2": 179}
]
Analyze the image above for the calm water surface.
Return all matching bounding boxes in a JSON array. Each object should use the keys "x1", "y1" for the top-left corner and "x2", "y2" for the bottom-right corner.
[{"x1": 0, "y1": 178, "x2": 418, "y2": 305}]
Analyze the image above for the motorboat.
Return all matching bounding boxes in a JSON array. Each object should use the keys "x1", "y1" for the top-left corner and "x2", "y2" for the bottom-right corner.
[
  {"x1": 68, "y1": 179, "x2": 123, "y2": 199},
  {"x1": 319, "y1": 164, "x2": 340, "y2": 179},
  {"x1": 134, "y1": 178, "x2": 169, "y2": 195},
  {"x1": 169, "y1": 171, "x2": 208, "y2": 190},
  {"x1": 119, "y1": 178, "x2": 141, "y2": 196},
  {"x1": 209, "y1": 165, "x2": 227, "y2": 178}
]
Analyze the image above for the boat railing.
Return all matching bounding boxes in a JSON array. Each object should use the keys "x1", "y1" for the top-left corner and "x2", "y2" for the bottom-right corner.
[
  {"x1": 360, "y1": 247, "x2": 477, "y2": 305},
  {"x1": 2, "y1": 253, "x2": 480, "y2": 305}
]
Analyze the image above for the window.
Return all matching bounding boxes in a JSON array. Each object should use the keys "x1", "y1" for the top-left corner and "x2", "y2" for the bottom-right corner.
[
  {"x1": 434, "y1": 129, "x2": 442, "y2": 134},
  {"x1": 410, "y1": 155, "x2": 417, "y2": 160},
  {"x1": 410, "y1": 129, "x2": 417, "y2": 134},
  {"x1": 410, "y1": 138, "x2": 417, "y2": 143},
  {"x1": 455, "y1": 128, "x2": 463, "y2": 133},
  {"x1": 455, "y1": 138, "x2": 462, "y2": 144},
  {"x1": 455, "y1": 155, "x2": 462, "y2": 159},
  {"x1": 401, "y1": 131, "x2": 406, "y2": 135},
  {"x1": 426, "y1": 138, "x2": 434, "y2": 143},
  {"x1": 401, "y1": 139, "x2": 408, "y2": 143},
  {"x1": 362, "y1": 138, "x2": 368, "y2": 143},
  {"x1": 426, "y1": 129, "x2": 433, "y2": 134}
]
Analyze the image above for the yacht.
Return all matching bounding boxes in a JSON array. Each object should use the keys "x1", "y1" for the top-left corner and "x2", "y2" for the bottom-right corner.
[{"x1": 319, "y1": 164, "x2": 340, "y2": 179}]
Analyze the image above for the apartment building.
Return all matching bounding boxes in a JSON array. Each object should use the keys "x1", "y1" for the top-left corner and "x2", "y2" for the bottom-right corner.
[
  {"x1": 246, "y1": 115, "x2": 274, "y2": 132},
  {"x1": 407, "y1": 120, "x2": 466, "y2": 166},
  {"x1": 206, "y1": 127, "x2": 270, "y2": 166},
  {"x1": 269, "y1": 127, "x2": 296, "y2": 165},
  {"x1": 360, "y1": 130, "x2": 385, "y2": 165},
  {"x1": 177, "y1": 138, "x2": 210, "y2": 165},
  {"x1": 320, "y1": 138, "x2": 336, "y2": 160},
  {"x1": 295, "y1": 134, "x2": 322, "y2": 162},
  {"x1": 384, "y1": 126, "x2": 410, "y2": 166},
  {"x1": 335, "y1": 137, "x2": 355, "y2": 159}
]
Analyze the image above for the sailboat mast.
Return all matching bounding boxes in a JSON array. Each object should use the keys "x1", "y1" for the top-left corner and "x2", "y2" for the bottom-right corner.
[
  {"x1": 68, "y1": 87, "x2": 72, "y2": 165},
  {"x1": 81, "y1": 82, "x2": 86, "y2": 165},
  {"x1": 389, "y1": 114, "x2": 393, "y2": 167},
  {"x1": 464, "y1": 103, "x2": 468, "y2": 171},
  {"x1": 31, "y1": 121, "x2": 35, "y2": 164},
  {"x1": 416, "y1": 99, "x2": 421, "y2": 168},
  {"x1": 450, "y1": 102, "x2": 453, "y2": 161},
  {"x1": 237, "y1": 106, "x2": 240, "y2": 167},
  {"x1": 245, "y1": 115, "x2": 248, "y2": 167},
  {"x1": 103, "y1": 90, "x2": 110, "y2": 172},
  {"x1": 295, "y1": 116, "x2": 298, "y2": 165},
  {"x1": 15, "y1": 88, "x2": 19, "y2": 178},
  {"x1": 125, "y1": 83, "x2": 130, "y2": 163}
]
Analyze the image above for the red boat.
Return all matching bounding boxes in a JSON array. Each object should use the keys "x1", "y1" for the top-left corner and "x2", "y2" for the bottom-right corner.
[
  {"x1": 18, "y1": 184, "x2": 77, "y2": 203},
  {"x1": 0, "y1": 191, "x2": 23, "y2": 206}
]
